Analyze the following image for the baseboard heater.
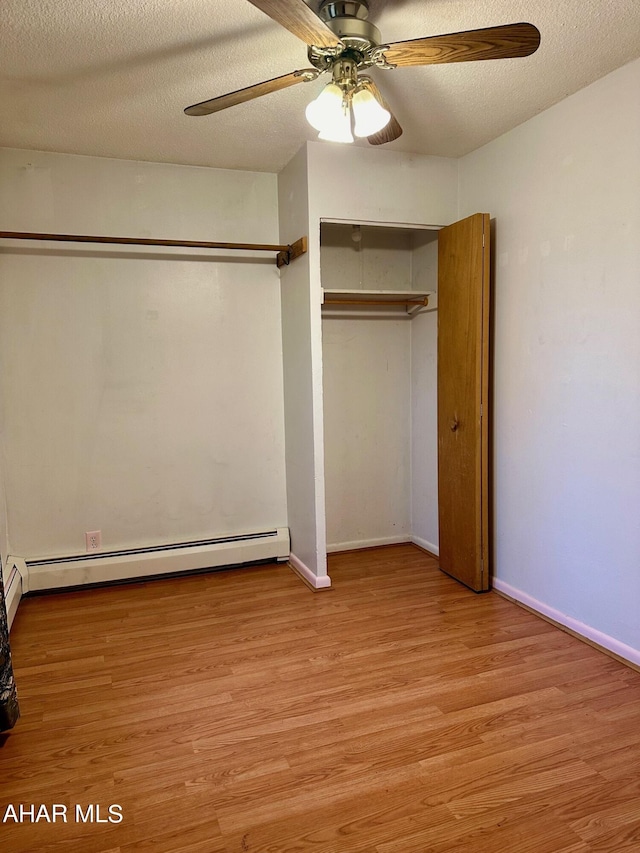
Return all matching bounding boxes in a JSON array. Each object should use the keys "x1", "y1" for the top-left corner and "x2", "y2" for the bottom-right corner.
[
  {"x1": 12, "y1": 528, "x2": 290, "y2": 594},
  {"x1": 5, "y1": 565, "x2": 22, "y2": 631}
]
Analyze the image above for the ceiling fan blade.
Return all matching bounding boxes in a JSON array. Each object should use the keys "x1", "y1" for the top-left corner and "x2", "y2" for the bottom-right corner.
[
  {"x1": 361, "y1": 79, "x2": 403, "y2": 146},
  {"x1": 247, "y1": 0, "x2": 342, "y2": 48},
  {"x1": 382, "y1": 23, "x2": 541, "y2": 67},
  {"x1": 184, "y1": 69, "x2": 319, "y2": 116}
]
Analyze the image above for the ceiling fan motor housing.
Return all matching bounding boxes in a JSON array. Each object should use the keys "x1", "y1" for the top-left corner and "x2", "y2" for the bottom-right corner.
[
  {"x1": 320, "y1": 0, "x2": 369, "y2": 20},
  {"x1": 319, "y1": 0, "x2": 381, "y2": 53}
]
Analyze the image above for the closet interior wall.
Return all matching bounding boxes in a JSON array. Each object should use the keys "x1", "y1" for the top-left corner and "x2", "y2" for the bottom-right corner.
[
  {"x1": 0, "y1": 148, "x2": 288, "y2": 562},
  {"x1": 321, "y1": 223, "x2": 440, "y2": 555}
]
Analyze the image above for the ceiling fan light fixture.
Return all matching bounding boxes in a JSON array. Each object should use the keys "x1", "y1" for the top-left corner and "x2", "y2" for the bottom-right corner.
[
  {"x1": 352, "y1": 86, "x2": 391, "y2": 137},
  {"x1": 305, "y1": 82, "x2": 345, "y2": 132}
]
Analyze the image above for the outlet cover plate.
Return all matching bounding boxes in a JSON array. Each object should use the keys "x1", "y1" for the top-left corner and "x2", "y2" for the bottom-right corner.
[{"x1": 85, "y1": 530, "x2": 101, "y2": 551}]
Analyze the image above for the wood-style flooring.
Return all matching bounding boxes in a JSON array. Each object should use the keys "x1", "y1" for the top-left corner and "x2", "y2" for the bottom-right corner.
[{"x1": 2, "y1": 544, "x2": 640, "y2": 852}]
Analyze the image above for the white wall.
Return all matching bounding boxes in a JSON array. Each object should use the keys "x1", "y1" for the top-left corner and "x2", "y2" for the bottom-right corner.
[
  {"x1": 278, "y1": 145, "x2": 328, "y2": 582},
  {"x1": 0, "y1": 448, "x2": 11, "y2": 608},
  {"x1": 323, "y1": 317, "x2": 411, "y2": 550},
  {"x1": 320, "y1": 223, "x2": 415, "y2": 291},
  {"x1": 458, "y1": 58, "x2": 640, "y2": 655},
  {"x1": 0, "y1": 148, "x2": 288, "y2": 559},
  {"x1": 307, "y1": 144, "x2": 459, "y2": 227},
  {"x1": 410, "y1": 234, "x2": 439, "y2": 554}
]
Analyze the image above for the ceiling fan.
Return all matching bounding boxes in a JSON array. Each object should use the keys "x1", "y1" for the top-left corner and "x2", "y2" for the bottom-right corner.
[{"x1": 184, "y1": 0, "x2": 540, "y2": 145}]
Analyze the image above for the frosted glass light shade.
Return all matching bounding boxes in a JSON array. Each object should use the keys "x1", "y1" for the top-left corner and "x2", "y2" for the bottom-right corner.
[
  {"x1": 305, "y1": 83, "x2": 344, "y2": 132},
  {"x1": 318, "y1": 103, "x2": 354, "y2": 143},
  {"x1": 352, "y1": 87, "x2": 391, "y2": 138}
]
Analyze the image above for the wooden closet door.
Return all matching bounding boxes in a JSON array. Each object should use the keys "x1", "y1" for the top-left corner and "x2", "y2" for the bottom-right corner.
[{"x1": 437, "y1": 213, "x2": 490, "y2": 591}]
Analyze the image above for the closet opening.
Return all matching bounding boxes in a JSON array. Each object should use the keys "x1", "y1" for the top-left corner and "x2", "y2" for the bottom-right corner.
[{"x1": 320, "y1": 220, "x2": 440, "y2": 559}]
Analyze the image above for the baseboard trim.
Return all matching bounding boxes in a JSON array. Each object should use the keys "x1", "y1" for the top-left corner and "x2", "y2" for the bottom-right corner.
[
  {"x1": 288, "y1": 553, "x2": 332, "y2": 590},
  {"x1": 327, "y1": 535, "x2": 410, "y2": 554},
  {"x1": 410, "y1": 535, "x2": 439, "y2": 558},
  {"x1": 493, "y1": 578, "x2": 640, "y2": 672}
]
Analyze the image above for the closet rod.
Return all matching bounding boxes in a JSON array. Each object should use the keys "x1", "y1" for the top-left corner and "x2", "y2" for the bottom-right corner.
[
  {"x1": 0, "y1": 231, "x2": 307, "y2": 268},
  {"x1": 323, "y1": 296, "x2": 429, "y2": 307}
]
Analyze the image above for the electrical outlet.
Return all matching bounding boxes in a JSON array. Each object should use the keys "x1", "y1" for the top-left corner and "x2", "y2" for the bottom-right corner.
[{"x1": 85, "y1": 530, "x2": 101, "y2": 551}]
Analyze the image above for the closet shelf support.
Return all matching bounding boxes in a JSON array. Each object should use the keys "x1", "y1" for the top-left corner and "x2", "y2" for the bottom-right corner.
[
  {"x1": 0, "y1": 231, "x2": 308, "y2": 268},
  {"x1": 276, "y1": 236, "x2": 307, "y2": 268}
]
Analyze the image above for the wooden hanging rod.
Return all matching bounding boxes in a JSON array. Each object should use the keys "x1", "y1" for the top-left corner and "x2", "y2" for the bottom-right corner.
[
  {"x1": 0, "y1": 231, "x2": 307, "y2": 268},
  {"x1": 323, "y1": 296, "x2": 429, "y2": 307}
]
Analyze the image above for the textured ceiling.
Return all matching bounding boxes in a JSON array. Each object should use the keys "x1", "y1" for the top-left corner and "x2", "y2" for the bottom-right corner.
[{"x1": 1, "y1": 0, "x2": 640, "y2": 173}]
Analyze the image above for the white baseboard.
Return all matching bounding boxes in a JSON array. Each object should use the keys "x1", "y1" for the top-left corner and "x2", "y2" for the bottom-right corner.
[
  {"x1": 288, "y1": 552, "x2": 331, "y2": 589},
  {"x1": 326, "y1": 535, "x2": 410, "y2": 554},
  {"x1": 410, "y1": 535, "x2": 439, "y2": 557},
  {"x1": 12, "y1": 528, "x2": 290, "y2": 593},
  {"x1": 493, "y1": 578, "x2": 640, "y2": 670},
  {"x1": 5, "y1": 566, "x2": 22, "y2": 632}
]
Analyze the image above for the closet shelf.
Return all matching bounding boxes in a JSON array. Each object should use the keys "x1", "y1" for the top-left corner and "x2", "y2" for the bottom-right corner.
[{"x1": 321, "y1": 289, "x2": 433, "y2": 316}]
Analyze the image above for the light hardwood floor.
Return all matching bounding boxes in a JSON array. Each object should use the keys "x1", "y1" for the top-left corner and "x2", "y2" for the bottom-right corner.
[{"x1": 2, "y1": 544, "x2": 640, "y2": 852}]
